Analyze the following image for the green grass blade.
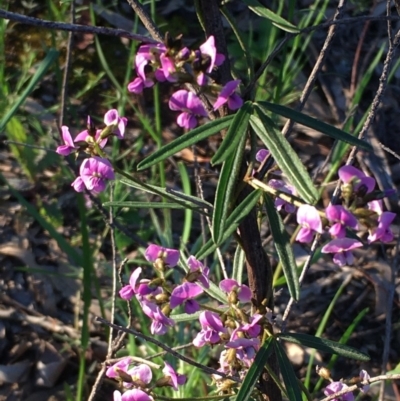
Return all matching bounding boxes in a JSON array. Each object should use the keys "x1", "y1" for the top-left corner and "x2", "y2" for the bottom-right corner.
[
  {"x1": 232, "y1": 246, "x2": 245, "y2": 284},
  {"x1": 177, "y1": 161, "x2": 193, "y2": 246},
  {"x1": 103, "y1": 201, "x2": 189, "y2": 209},
  {"x1": 0, "y1": 48, "x2": 59, "y2": 132},
  {"x1": 137, "y1": 115, "x2": 234, "y2": 170},
  {"x1": 250, "y1": 108, "x2": 318, "y2": 204},
  {"x1": 278, "y1": 333, "x2": 370, "y2": 361},
  {"x1": 212, "y1": 130, "x2": 246, "y2": 243},
  {"x1": 264, "y1": 194, "x2": 299, "y2": 300},
  {"x1": 257, "y1": 101, "x2": 372, "y2": 151},
  {"x1": 274, "y1": 341, "x2": 303, "y2": 401},
  {"x1": 196, "y1": 189, "x2": 262, "y2": 259},
  {"x1": 211, "y1": 101, "x2": 252, "y2": 165},
  {"x1": 242, "y1": 0, "x2": 299, "y2": 33},
  {"x1": 236, "y1": 336, "x2": 275, "y2": 401}
]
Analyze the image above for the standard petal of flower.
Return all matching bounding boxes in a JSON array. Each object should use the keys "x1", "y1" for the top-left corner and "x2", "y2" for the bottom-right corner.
[
  {"x1": 177, "y1": 112, "x2": 197, "y2": 129},
  {"x1": 297, "y1": 204, "x2": 323, "y2": 233},
  {"x1": 71, "y1": 176, "x2": 85, "y2": 192},
  {"x1": 169, "y1": 90, "x2": 188, "y2": 111},
  {"x1": 170, "y1": 282, "x2": 203, "y2": 309},
  {"x1": 130, "y1": 364, "x2": 152, "y2": 384},
  {"x1": 219, "y1": 278, "x2": 238, "y2": 293},
  {"x1": 256, "y1": 149, "x2": 270, "y2": 163},
  {"x1": 227, "y1": 93, "x2": 243, "y2": 110}
]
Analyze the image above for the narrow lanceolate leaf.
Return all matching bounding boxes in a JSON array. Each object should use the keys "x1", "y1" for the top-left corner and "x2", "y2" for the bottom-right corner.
[
  {"x1": 196, "y1": 189, "x2": 262, "y2": 259},
  {"x1": 232, "y1": 246, "x2": 245, "y2": 285},
  {"x1": 236, "y1": 337, "x2": 275, "y2": 401},
  {"x1": 242, "y1": 0, "x2": 299, "y2": 33},
  {"x1": 212, "y1": 128, "x2": 246, "y2": 243},
  {"x1": 278, "y1": 333, "x2": 370, "y2": 361},
  {"x1": 250, "y1": 107, "x2": 319, "y2": 204},
  {"x1": 264, "y1": 194, "x2": 300, "y2": 300},
  {"x1": 0, "y1": 49, "x2": 59, "y2": 132},
  {"x1": 212, "y1": 101, "x2": 252, "y2": 165},
  {"x1": 137, "y1": 115, "x2": 234, "y2": 170},
  {"x1": 103, "y1": 201, "x2": 188, "y2": 209},
  {"x1": 274, "y1": 341, "x2": 303, "y2": 401},
  {"x1": 118, "y1": 178, "x2": 212, "y2": 215},
  {"x1": 257, "y1": 101, "x2": 372, "y2": 152}
]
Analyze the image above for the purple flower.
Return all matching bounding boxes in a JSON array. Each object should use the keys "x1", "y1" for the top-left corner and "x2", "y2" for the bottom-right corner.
[
  {"x1": 226, "y1": 334, "x2": 260, "y2": 367},
  {"x1": 338, "y1": 165, "x2": 375, "y2": 194},
  {"x1": 104, "y1": 109, "x2": 127, "y2": 139},
  {"x1": 144, "y1": 244, "x2": 180, "y2": 267},
  {"x1": 240, "y1": 314, "x2": 263, "y2": 338},
  {"x1": 321, "y1": 238, "x2": 363, "y2": 266},
  {"x1": 106, "y1": 357, "x2": 133, "y2": 379},
  {"x1": 213, "y1": 80, "x2": 243, "y2": 111},
  {"x1": 140, "y1": 301, "x2": 174, "y2": 335},
  {"x1": 159, "y1": 53, "x2": 177, "y2": 82},
  {"x1": 193, "y1": 311, "x2": 226, "y2": 347},
  {"x1": 323, "y1": 382, "x2": 354, "y2": 401},
  {"x1": 71, "y1": 157, "x2": 115, "y2": 193},
  {"x1": 359, "y1": 369, "x2": 370, "y2": 393},
  {"x1": 170, "y1": 282, "x2": 203, "y2": 314},
  {"x1": 127, "y1": 77, "x2": 153, "y2": 94},
  {"x1": 368, "y1": 211, "x2": 396, "y2": 243},
  {"x1": 196, "y1": 36, "x2": 225, "y2": 85},
  {"x1": 268, "y1": 179, "x2": 296, "y2": 213},
  {"x1": 296, "y1": 204, "x2": 323, "y2": 243},
  {"x1": 162, "y1": 362, "x2": 186, "y2": 390},
  {"x1": 56, "y1": 126, "x2": 78, "y2": 156},
  {"x1": 129, "y1": 364, "x2": 152, "y2": 385},
  {"x1": 256, "y1": 149, "x2": 270, "y2": 163},
  {"x1": 113, "y1": 389, "x2": 153, "y2": 401},
  {"x1": 169, "y1": 90, "x2": 208, "y2": 129},
  {"x1": 187, "y1": 256, "x2": 210, "y2": 288},
  {"x1": 219, "y1": 279, "x2": 251, "y2": 303},
  {"x1": 325, "y1": 205, "x2": 358, "y2": 238},
  {"x1": 119, "y1": 267, "x2": 155, "y2": 301}
]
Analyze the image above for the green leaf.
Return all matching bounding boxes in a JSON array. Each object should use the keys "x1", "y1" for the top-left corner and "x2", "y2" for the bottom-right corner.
[
  {"x1": 103, "y1": 201, "x2": 187, "y2": 209},
  {"x1": 0, "y1": 49, "x2": 59, "y2": 132},
  {"x1": 250, "y1": 107, "x2": 318, "y2": 204},
  {"x1": 264, "y1": 194, "x2": 299, "y2": 300},
  {"x1": 137, "y1": 115, "x2": 234, "y2": 170},
  {"x1": 212, "y1": 128, "x2": 246, "y2": 243},
  {"x1": 274, "y1": 341, "x2": 303, "y2": 401},
  {"x1": 278, "y1": 333, "x2": 370, "y2": 361},
  {"x1": 257, "y1": 101, "x2": 372, "y2": 152},
  {"x1": 212, "y1": 102, "x2": 252, "y2": 165},
  {"x1": 236, "y1": 337, "x2": 275, "y2": 401},
  {"x1": 242, "y1": 0, "x2": 299, "y2": 33},
  {"x1": 196, "y1": 190, "x2": 262, "y2": 259},
  {"x1": 118, "y1": 178, "x2": 212, "y2": 215},
  {"x1": 232, "y1": 246, "x2": 245, "y2": 285}
]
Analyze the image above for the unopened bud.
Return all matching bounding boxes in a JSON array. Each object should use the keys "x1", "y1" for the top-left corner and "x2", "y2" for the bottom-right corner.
[
  {"x1": 316, "y1": 365, "x2": 331, "y2": 381},
  {"x1": 155, "y1": 293, "x2": 170, "y2": 304},
  {"x1": 162, "y1": 304, "x2": 171, "y2": 316}
]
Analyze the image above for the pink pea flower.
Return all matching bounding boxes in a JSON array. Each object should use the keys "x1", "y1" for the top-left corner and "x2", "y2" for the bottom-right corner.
[
  {"x1": 71, "y1": 157, "x2": 115, "y2": 193},
  {"x1": 140, "y1": 301, "x2": 174, "y2": 335},
  {"x1": 106, "y1": 356, "x2": 133, "y2": 379},
  {"x1": 213, "y1": 80, "x2": 243, "y2": 111},
  {"x1": 187, "y1": 256, "x2": 210, "y2": 288},
  {"x1": 256, "y1": 149, "x2": 270, "y2": 163},
  {"x1": 226, "y1": 334, "x2": 260, "y2": 367},
  {"x1": 197, "y1": 36, "x2": 225, "y2": 85},
  {"x1": 113, "y1": 389, "x2": 153, "y2": 401},
  {"x1": 162, "y1": 362, "x2": 186, "y2": 390},
  {"x1": 296, "y1": 204, "x2": 323, "y2": 243},
  {"x1": 193, "y1": 311, "x2": 227, "y2": 347},
  {"x1": 359, "y1": 369, "x2": 370, "y2": 393},
  {"x1": 325, "y1": 205, "x2": 359, "y2": 238},
  {"x1": 338, "y1": 165, "x2": 375, "y2": 194},
  {"x1": 104, "y1": 109, "x2": 127, "y2": 139},
  {"x1": 367, "y1": 200, "x2": 396, "y2": 243},
  {"x1": 240, "y1": 314, "x2": 263, "y2": 338},
  {"x1": 170, "y1": 282, "x2": 203, "y2": 314},
  {"x1": 321, "y1": 238, "x2": 363, "y2": 266},
  {"x1": 219, "y1": 279, "x2": 251, "y2": 303},
  {"x1": 268, "y1": 179, "x2": 296, "y2": 214},
  {"x1": 159, "y1": 53, "x2": 178, "y2": 82},
  {"x1": 129, "y1": 364, "x2": 153, "y2": 384},
  {"x1": 119, "y1": 268, "x2": 155, "y2": 301},
  {"x1": 145, "y1": 244, "x2": 180, "y2": 267},
  {"x1": 323, "y1": 382, "x2": 354, "y2": 401},
  {"x1": 74, "y1": 116, "x2": 107, "y2": 148},
  {"x1": 169, "y1": 90, "x2": 208, "y2": 129},
  {"x1": 56, "y1": 126, "x2": 78, "y2": 156}
]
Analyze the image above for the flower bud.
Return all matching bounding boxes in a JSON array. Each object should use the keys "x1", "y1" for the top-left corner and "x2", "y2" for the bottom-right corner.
[{"x1": 316, "y1": 365, "x2": 331, "y2": 381}]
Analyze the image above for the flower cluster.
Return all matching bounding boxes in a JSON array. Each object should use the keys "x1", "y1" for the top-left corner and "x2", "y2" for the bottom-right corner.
[
  {"x1": 106, "y1": 357, "x2": 186, "y2": 401},
  {"x1": 119, "y1": 244, "x2": 267, "y2": 387},
  {"x1": 56, "y1": 110, "x2": 127, "y2": 194},
  {"x1": 256, "y1": 150, "x2": 396, "y2": 267},
  {"x1": 127, "y1": 36, "x2": 243, "y2": 128}
]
